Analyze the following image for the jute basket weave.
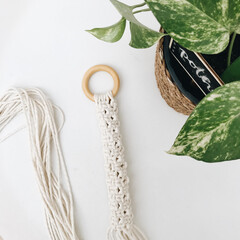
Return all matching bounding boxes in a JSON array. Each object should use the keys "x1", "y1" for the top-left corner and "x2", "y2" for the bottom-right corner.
[{"x1": 155, "y1": 36, "x2": 195, "y2": 115}]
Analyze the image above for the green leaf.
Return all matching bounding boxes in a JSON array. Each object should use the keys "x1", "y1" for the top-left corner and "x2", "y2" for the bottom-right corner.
[
  {"x1": 221, "y1": 56, "x2": 240, "y2": 84},
  {"x1": 110, "y1": 0, "x2": 139, "y2": 25},
  {"x1": 110, "y1": 0, "x2": 164, "y2": 48},
  {"x1": 129, "y1": 22, "x2": 164, "y2": 48},
  {"x1": 86, "y1": 18, "x2": 126, "y2": 43},
  {"x1": 146, "y1": 0, "x2": 240, "y2": 54},
  {"x1": 168, "y1": 82, "x2": 240, "y2": 162}
]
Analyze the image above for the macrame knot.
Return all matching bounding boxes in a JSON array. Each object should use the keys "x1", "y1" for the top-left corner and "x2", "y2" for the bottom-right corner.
[{"x1": 95, "y1": 92, "x2": 147, "y2": 240}]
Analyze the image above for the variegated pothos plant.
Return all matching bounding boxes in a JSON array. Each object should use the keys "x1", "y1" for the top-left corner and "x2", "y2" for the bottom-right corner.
[{"x1": 87, "y1": 0, "x2": 240, "y2": 163}]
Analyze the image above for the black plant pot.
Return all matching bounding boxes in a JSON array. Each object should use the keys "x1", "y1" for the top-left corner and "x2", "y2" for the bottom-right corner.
[{"x1": 163, "y1": 34, "x2": 240, "y2": 105}]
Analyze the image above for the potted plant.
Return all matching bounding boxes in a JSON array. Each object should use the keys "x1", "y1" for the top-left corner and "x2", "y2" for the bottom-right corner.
[{"x1": 87, "y1": 0, "x2": 240, "y2": 163}]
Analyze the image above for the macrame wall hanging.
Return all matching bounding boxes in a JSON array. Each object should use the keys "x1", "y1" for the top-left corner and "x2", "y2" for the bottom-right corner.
[
  {"x1": 0, "y1": 88, "x2": 79, "y2": 240},
  {"x1": 82, "y1": 64, "x2": 147, "y2": 240}
]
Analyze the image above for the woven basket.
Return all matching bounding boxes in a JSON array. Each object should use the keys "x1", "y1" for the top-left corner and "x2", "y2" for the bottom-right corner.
[{"x1": 155, "y1": 36, "x2": 196, "y2": 115}]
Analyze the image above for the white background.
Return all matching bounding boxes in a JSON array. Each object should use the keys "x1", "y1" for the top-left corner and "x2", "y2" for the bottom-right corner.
[{"x1": 0, "y1": 1, "x2": 240, "y2": 240}]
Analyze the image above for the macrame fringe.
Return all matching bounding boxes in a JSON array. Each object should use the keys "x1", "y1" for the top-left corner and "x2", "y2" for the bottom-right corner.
[{"x1": 107, "y1": 225, "x2": 147, "y2": 240}]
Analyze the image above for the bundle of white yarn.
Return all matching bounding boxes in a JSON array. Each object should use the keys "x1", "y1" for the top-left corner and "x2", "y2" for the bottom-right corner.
[{"x1": 0, "y1": 88, "x2": 79, "y2": 240}]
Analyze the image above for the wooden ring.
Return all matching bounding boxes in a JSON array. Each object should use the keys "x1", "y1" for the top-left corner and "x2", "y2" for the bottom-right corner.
[{"x1": 82, "y1": 65, "x2": 120, "y2": 102}]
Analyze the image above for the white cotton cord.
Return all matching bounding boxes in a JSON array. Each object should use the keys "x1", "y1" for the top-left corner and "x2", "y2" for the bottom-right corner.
[
  {"x1": 0, "y1": 88, "x2": 79, "y2": 240},
  {"x1": 94, "y1": 92, "x2": 147, "y2": 240}
]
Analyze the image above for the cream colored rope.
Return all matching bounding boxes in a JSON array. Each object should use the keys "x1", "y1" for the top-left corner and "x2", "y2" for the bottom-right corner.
[
  {"x1": 0, "y1": 88, "x2": 79, "y2": 240},
  {"x1": 95, "y1": 92, "x2": 147, "y2": 240}
]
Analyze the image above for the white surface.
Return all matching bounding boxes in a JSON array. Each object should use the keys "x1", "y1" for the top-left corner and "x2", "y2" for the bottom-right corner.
[{"x1": 0, "y1": 1, "x2": 240, "y2": 240}]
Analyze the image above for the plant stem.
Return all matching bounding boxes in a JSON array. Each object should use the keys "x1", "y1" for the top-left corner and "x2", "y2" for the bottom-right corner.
[
  {"x1": 132, "y1": 2, "x2": 146, "y2": 9},
  {"x1": 133, "y1": 8, "x2": 150, "y2": 14},
  {"x1": 227, "y1": 32, "x2": 237, "y2": 67}
]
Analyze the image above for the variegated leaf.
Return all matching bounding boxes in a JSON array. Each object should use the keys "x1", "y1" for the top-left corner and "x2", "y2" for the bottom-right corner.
[
  {"x1": 168, "y1": 82, "x2": 240, "y2": 162},
  {"x1": 110, "y1": 0, "x2": 164, "y2": 48},
  {"x1": 146, "y1": 0, "x2": 240, "y2": 54},
  {"x1": 86, "y1": 18, "x2": 126, "y2": 43},
  {"x1": 110, "y1": 0, "x2": 139, "y2": 26},
  {"x1": 129, "y1": 22, "x2": 163, "y2": 48}
]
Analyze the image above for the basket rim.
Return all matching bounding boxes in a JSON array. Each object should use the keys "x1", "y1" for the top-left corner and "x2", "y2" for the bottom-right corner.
[{"x1": 155, "y1": 35, "x2": 196, "y2": 115}]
